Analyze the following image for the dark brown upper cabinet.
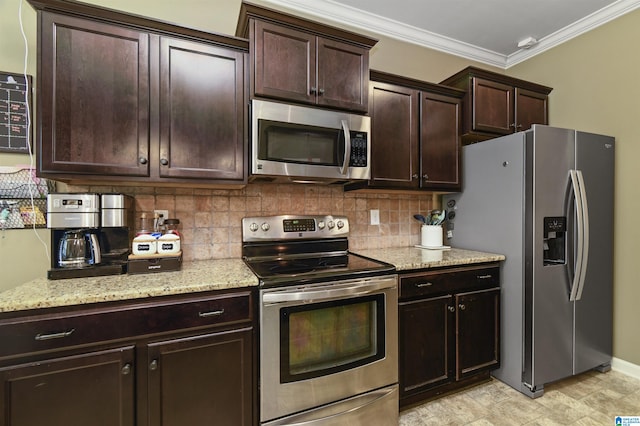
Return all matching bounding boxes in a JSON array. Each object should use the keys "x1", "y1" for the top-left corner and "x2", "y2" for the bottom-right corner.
[
  {"x1": 29, "y1": 0, "x2": 248, "y2": 186},
  {"x1": 236, "y1": 2, "x2": 377, "y2": 113},
  {"x1": 158, "y1": 37, "x2": 246, "y2": 181},
  {"x1": 441, "y1": 66, "x2": 552, "y2": 144},
  {"x1": 38, "y1": 12, "x2": 151, "y2": 178},
  {"x1": 347, "y1": 71, "x2": 463, "y2": 192}
]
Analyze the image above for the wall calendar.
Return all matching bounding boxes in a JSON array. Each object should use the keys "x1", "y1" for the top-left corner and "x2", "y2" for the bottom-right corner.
[{"x1": 0, "y1": 72, "x2": 33, "y2": 154}]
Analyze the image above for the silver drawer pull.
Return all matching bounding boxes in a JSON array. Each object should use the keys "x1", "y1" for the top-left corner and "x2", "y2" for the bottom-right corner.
[
  {"x1": 477, "y1": 274, "x2": 493, "y2": 279},
  {"x1": 416, "y1": 282, "x2": 433, "y2": 287},
  {"x1": 35, "y1": 328, "x2": 75, "y2": 341},
  {"x1": 198, "y1": 309, "x2": 225, "y2": 318}
]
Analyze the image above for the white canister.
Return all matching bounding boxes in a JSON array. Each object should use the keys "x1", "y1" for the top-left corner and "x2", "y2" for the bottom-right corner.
[
  {"x1": 157, "y1": 233, "x2": 181, "y2": 255},
  {"x1": 421, "y1": 225, "x2": 443, "y2": 247},
  {"x1": 132, "y1": 234, "x2": 157, "y2": 255}
]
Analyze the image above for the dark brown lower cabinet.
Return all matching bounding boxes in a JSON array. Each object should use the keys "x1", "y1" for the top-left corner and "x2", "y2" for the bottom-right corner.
[
  {"x1": 399, "y1": 265, "x2": 500, "y2": 408},
  {"x1": 0, "y1": 346, "x2": 135, "y2": 426},
  {"x1": 147, "y1": 327, "x2": 253, "y2": 426},
  {"x1": 0, "y1": 289, "x2": 256, "y2": 426}
]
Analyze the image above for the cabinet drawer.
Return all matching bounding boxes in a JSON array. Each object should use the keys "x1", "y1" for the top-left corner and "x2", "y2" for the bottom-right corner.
[
  {"x1": 0, "y1": 291, "x2": 253, "y2": 359},
  {"x1": 400, "y1": 265, "x2": 499, "y2": 300}
]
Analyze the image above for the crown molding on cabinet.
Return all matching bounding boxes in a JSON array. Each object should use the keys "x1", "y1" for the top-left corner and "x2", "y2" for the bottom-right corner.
[{"x1": 261, "y1": 0, "x2": 640, "y2": 69}]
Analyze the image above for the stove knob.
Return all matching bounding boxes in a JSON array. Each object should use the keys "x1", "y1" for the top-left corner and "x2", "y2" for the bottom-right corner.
[
  {"x1": 318, "y1": 221, "x2": 325, "y2": 230},
  {"x1": 337, "y1": 220, "x2": 344, "y2": 229},
  {"x1": 261, "y1": 222, "x2": 270, "y2": 232},
  {"x1": 327, "y1": 220, "x2": 335, "y2": 229},
  {"x1": 249, "y1": 222, "x2": 258, "y2": 232}
]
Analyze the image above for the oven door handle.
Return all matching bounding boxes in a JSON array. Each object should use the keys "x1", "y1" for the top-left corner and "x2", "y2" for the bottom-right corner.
[
  {"x1": 264, "y1": 385, "x2": 397, "y2": 425},
  {"x1": 262, "y1": 280, "x2": 395, "y2": 304}
]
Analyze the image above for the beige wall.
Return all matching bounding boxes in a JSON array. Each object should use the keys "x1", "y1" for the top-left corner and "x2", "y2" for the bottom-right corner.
[
  {"x1": 508, "y1": 9, "x2": 640, "y2": 366},
  {"x1": 1, "y1": 0, "x2": 638, "y2": 365}
]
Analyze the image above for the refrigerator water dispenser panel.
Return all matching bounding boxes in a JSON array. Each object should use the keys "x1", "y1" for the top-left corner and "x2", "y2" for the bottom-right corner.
[{"x1": 543, "y1": 216, "x2": 566, "y2": 265}]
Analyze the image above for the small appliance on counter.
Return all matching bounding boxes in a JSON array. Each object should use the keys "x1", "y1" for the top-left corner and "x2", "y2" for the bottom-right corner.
[{"x1": 47, "y1": 193, "x2": 134, "y2": 279}]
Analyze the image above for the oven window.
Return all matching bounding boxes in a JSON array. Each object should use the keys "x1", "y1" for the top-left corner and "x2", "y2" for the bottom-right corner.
[
  {"x1": 280, "y1": 294, "x2": 385, "y2": 383},
  {"x1": 258, "y1": 120, "x2": 343, "y2": 166}
]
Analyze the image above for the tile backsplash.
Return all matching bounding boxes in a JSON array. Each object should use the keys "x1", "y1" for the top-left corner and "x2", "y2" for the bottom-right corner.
[{"x1": 65, "y1": 183, "x2": 437, "y2": 261}]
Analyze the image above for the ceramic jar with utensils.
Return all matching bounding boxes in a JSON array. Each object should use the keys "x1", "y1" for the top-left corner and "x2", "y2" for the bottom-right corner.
[{"x1": 421, "y1": 224, "x2": 443, "y2": 247}]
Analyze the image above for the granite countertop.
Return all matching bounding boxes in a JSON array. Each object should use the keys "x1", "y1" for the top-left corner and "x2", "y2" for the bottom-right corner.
[
  {"x1": 353, "y1": 247, "x2": 505, "y2": 271},
  {"x1": 0, "y1": 247, "x2": 504, "y2": 314},
  {"x1": 0, "y1": 258, "x2": 258, "y2": 313}
]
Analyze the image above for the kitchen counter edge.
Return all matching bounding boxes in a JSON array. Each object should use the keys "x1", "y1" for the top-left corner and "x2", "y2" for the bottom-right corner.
[
  {"x1": 0, "y1": 247, "x2": 504, "y2": 314},
  {"x1": 353, "y1": 247, "x2": 505, "y2": 272},
  {"x1": 0, "y1": 258, "x2": 259, "y2": 313}
]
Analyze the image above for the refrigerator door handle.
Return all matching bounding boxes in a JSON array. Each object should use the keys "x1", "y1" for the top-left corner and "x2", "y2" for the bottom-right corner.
[
  {"x1": 569, "y1": 170, "x2": 588, "y2": 301},
  {"x1": 575, "y1": 170, "x2": 589, "y2": 300}
]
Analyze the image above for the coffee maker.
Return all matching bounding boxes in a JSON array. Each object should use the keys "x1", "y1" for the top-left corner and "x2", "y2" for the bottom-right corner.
[{"x1": 47, "y1": 193, "x2": 134, "y2": 279}]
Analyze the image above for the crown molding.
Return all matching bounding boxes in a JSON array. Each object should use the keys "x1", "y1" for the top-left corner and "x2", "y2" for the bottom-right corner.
[
  {"x1": 261, "y1": 0, "x2": 640, "y2": 70},
  {"x1": 506, "y1": 0, "x2": 640, "y2": 67}
]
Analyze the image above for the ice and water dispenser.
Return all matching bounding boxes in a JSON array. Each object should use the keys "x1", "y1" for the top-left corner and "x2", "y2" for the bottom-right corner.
[{"x1": 543, "y1": 216, "x2": 566, "y2": 265}]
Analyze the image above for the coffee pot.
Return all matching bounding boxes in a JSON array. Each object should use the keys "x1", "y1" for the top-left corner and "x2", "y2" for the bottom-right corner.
[{"x1": 57, "y1": 230, "x2": 102, "y2": 268}]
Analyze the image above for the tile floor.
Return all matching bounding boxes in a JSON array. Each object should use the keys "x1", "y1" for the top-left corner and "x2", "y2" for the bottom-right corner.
[{"x1": 399, "y1": 370, "x2": 640, "y2": 425}]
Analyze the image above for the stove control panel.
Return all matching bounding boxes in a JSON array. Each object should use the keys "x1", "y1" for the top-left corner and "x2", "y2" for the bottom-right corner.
[{"x1": 242, "y1": 215, "x2": 349, "y2": 241}]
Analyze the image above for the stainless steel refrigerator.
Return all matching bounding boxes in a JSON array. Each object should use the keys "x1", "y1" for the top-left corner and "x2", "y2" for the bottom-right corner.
[{"x1": 443, "y1": 125, "x2": 614, "y2": 398}]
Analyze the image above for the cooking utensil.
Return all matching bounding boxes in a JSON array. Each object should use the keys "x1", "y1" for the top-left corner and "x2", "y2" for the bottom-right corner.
[
  {"x1": 432, "y1": 210, "x2": 446, "y2": 226},
  {"x1": 413, "y1": 214, "x2": 427, "y2": 224}
]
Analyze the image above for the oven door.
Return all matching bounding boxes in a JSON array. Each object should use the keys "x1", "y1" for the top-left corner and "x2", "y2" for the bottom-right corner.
[{"x1": 260, "y1": 275, "x2": 398, "y2": 423}]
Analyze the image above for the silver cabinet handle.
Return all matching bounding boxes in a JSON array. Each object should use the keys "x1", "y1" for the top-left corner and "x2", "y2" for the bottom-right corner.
[
  {"x1": 138, "y1": 156, "x2": 148, "y2": 165},
  {"x1": 198, "y1": 309, "x2": 224, "y2": 318},
  {"x1": 318, "y1": 88, "x2": 325, "y2": 95},
  {"x1": 422, "y1": 174, "x2": 429, "y2": 180},
  {"x1": 415, "y1": 282, "x2": 433, "y2": 288},
  {"x1": 160, "y1": 158, "x2": 169, "y2": 166},
  {"x1": 310, "y1": 87, "x2": 317, "y2": 94},
  {"x1": 477, "y1": 274, "x2": 493, "y2": 280},
  {"x1": 149, "y1": 360, "x2": 158, "y2": 371},
  {"x1": 122, "y1": 363, "x2": 132, "y2": 375},
  {"x1": 35, "y1": 329, "x2": 75, "y2": 341},
  {"x1": 448, "y1": 306, "x2": 455, "y2": 312},
  {"x1": 458, "y1": 304, "x2": 466, "y2": 310},
  {"x1": 412, "y1": 174, "x2": 419, "y2": 179}
]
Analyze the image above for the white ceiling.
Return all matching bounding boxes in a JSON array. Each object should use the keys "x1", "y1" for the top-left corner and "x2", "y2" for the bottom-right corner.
[{"x1": 262, "y1": 0, "x2": 640, "y2": 68}]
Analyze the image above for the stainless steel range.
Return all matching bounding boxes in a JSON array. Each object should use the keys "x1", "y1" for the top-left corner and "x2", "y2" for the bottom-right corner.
[{"x1": 242, "y1": 215, "x2": 399, "y2": 425}]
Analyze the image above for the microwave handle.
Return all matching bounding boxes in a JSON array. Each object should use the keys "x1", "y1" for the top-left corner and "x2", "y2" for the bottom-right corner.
[{"x1": 340, "y1": 120, "x2": 351, "y2": 176}]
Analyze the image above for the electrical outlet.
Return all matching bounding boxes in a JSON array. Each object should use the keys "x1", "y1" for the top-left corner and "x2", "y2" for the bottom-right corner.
[
  {"x1": 370, "y1": 209, "x2": 380, "y2": 225},
  {"x1": 154, "y1": 209, "x2": 169, "y2": 226}
]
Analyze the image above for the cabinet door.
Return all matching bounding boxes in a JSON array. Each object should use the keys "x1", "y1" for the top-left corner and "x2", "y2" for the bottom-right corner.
[
  {"x1": 0, "y1": 346, "x2": 135, "y2": 426},
  {"x1": 420, "y1": 92, "x2": 461, "y2": 190},
  {"x1": 515, "y1": 87, "x2": 548, "y2": 132},
  {"x1": 399, "y1": 295, "x2": 454, "y2": 398},
  {"x1": 39, "y1": 13, "x2": 150, "y2": 176},
  {"x1": 369, "y1": 82, "x2": 419, "y2": 188},
  {"x1": 159, "y1": 37, "x2": 246, "y2": 181},
  {"x1": 253, "y1": 20, "x2": 315, "y2": 104},
  {"x1": 456, "y1": 287, "x2": 500, "y2": 380},
  {"x1": 317, "y1": 38, "x2": 369, "y2": 112},
  {"x1": 147, "y1": 327, "x2": 253, "y2": 426},
  {"x1": 472, "y1": 77, "x2": 513, "y2": 135}
]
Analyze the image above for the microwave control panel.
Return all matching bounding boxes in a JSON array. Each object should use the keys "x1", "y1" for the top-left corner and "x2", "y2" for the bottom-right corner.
[{"x1": 349, "y1": 132, "x2": 368, "y2": 167}]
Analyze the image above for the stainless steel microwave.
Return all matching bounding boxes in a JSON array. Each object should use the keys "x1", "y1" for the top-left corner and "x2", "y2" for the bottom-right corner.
[{"x1": 250, "y1": 99, "x2": 371, "y2": 183}]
